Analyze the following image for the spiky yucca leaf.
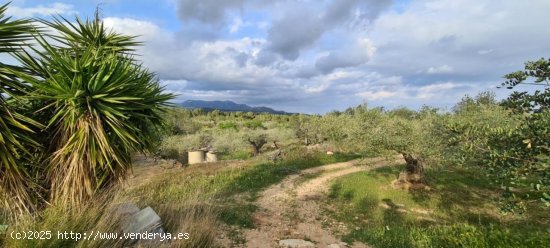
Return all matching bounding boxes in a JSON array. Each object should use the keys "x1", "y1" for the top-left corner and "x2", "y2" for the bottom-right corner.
[
  {"x1": 14, "y1": 20, "x2": 173, "y2": 206},
  {"x1": 40, "y1": 15, "x2": 138, "y2": 55},
  {"x1": 0, "y1": 2, "x2": 41, "y2": 218}
]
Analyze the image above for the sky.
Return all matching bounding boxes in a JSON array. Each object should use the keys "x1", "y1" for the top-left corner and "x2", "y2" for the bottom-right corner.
[{"x1": 4, "y1": 0, "x2": 550, "y2": 113}]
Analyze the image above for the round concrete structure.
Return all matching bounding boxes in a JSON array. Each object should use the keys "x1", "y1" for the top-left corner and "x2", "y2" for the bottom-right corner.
[
  {"x1": 188, "y1": 151, "x2": 205, "y2": 164},
  {"x1": 206, "y1": 151, "x2": 218, "y2": 162}
]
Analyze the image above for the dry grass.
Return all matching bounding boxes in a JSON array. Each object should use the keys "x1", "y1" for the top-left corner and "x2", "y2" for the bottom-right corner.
[
  {"x1": 154, "y1": 195, "x2": 219, "y2": 248},
  {"x1": 3, "y1": 186, "x2": 221, "y2": 248}
]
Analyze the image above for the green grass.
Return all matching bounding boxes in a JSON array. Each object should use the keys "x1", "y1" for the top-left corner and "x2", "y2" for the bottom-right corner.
[
  {"x1": 327, "y1": 165, "x2": 550, "y2": 248},
  {"x1": 218, "y1": 203, "x2": 258, "y2": 228},
  {"x1": 125, "y1": 149, "x2": 361, "y2": 230},
  {"x1": 222, "y1": 151, "x2": 360, "y2": 198},
  {"x1": 219, "y1": 149, "x2": 252, "y2": 160}
]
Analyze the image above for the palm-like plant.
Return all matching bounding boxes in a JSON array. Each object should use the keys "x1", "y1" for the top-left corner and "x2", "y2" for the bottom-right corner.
[
  {"x1": 0, "y1": 3, "x2": 41, "y2": 217},
  {"x1": 14, "y1": 16, "x2": 173, "y2": 206}
]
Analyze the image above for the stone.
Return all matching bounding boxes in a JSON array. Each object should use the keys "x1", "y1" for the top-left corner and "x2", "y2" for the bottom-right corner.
[
  {"x1": 278, "y1": 239, "x2": 315, "y2": 247},
  {"x1": 121, "y1": 206, "x2": 165, "y2": 245},
  {"x1": 328, "y1": 244, "x2": 340, "y2": 248},
  {"x1": 122, "y1": 206, "x2": 162, "y2": 234}
]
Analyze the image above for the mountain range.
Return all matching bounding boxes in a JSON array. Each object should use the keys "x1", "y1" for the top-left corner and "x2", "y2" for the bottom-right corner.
[{"x1": 180, "y1": 100, "x2": 290, "y2": 115}]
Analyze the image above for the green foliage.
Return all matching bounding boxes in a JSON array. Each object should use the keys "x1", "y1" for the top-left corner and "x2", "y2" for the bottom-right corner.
[
  {"x1": 0, "y1": 3, "x2": 42, "y2": 217},
  {"x1": 218, "y1": 121, "x2": 238, "y2": 130},
  {"x1": 445, "y1": 98, "x2": 549, "y2": 211},
  {"x1": 243, "y1": 119, "x2": 265, "y2": 129},
  {"x1": 500, "y1": 58, "x2": 550, "y2": 113},
  {"x1": 10, "y1": 15, "x2": 172, "y2": 206},
  {"x1": 442, "y1": 60, "x2": 550, "y2": 210},
  {"x1": 501, "y1": 89, "x2": 550, "y2": 114}
]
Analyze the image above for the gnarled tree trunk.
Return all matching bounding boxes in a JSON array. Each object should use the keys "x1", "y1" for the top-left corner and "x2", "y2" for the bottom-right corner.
[
  {"x1": 247, "y1": 137, "x2": 267, "y2": 156},
  {"x1": 398, "y1": 153, "x2": 425, "y2": 184}
]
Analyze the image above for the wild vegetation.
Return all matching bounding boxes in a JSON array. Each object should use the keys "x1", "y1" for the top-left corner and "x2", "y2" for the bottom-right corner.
[
  {"x1": 0, "y1": 4, "x2": 171, "y2": 219},
  {"x1": 0, "y1": 3, "x2": 548, "y2": 248}
]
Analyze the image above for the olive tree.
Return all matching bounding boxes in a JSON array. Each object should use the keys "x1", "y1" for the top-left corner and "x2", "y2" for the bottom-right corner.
[{"x1": 350, "y1": 107, "x2": 441, "y2": 185}]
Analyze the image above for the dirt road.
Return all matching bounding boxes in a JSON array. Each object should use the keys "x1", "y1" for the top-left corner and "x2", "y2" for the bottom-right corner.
[{"x1": 241, "y1": 156, "x2": 403, "y2": 248}]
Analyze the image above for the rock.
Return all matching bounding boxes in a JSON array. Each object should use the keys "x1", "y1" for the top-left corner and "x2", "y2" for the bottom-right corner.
[
  {"x1": 278, "y1": 239, "x2": 315, "y2": 247},
  {"x1": 328, "y1": 244, "x2": 340, "y2": 248},
  {"x1": 121, "y1": 206, "x2": 165, "y2": 245},
  {"x1": 339, "y1": 242, "x2": 349, "y2": 247},
  {"x1": 122, "y1": 206, "x2": 162, "y2": 233}
]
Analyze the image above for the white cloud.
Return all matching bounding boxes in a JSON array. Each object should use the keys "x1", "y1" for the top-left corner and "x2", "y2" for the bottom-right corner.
[
  {"x1": 228, "y1": 17, "x2": 244, "y2": 33},
  {"x1": 477, "y1": 49, "x2": 494, "y2": 55},
  {"x1": 357, "y1": 90, "x2": 398, "y2": 100},
  {"x1": 416, "y1": 82, "x2": 461, "y2": 99},
  {"x1": 103, "y1": 18, "x2": 162, "y2": 39},
  {"x1": 315, "y1": 38, "x2": 376, "y2": 73},
  {"x1": 6, "y1": 3, "x2": 76, "y2": 18},
  {"x1": 426, "y1": 65, "x2": 454, "y2": 74}
]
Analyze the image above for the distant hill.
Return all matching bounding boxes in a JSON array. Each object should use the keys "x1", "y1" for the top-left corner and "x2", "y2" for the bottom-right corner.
[{"x1": 180, "y1": 100, "x2": 290, "y2": 114}]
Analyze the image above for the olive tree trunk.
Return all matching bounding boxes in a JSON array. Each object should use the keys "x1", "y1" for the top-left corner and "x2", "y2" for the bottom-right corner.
[
  {"x1": 247, "y1": 137, "x2": 267, "y2": 156},
  {"x1": 398, "y1": 153, "x2": 425, "y2": 184}
]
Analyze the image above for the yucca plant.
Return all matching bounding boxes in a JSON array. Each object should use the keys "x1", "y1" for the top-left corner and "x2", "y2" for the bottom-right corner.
[
  {"x1": 13, "y1": 16, "x2": 173, "y2": 206},
  {"x1": 0, "y1": 3, "x2": 42, "y2": 218}
]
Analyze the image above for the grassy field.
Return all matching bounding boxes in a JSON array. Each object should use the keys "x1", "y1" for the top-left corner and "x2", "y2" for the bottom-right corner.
[
  {"x1": 3, "y1": 150, "x2": 359, "y2": 247},
  {"x1": 326, "y1": 165, "x2": 550, "y2": 248},
  {"x1": 127, "y1": 150, "x2": 360, "y2": 228}
]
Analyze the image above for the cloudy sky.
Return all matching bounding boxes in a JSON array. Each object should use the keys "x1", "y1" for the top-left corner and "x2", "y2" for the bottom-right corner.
[{"x1": 5, "y1": 0, "x2": 550, "y2": 113}]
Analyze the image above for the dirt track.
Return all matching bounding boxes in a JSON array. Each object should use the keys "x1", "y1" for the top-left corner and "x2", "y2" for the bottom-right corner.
[{"x1": 242, "y1": 156, "x2": 403, "y2": 248}]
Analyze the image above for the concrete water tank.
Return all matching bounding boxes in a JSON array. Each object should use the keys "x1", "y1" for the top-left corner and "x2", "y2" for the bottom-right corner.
[
  {"x1": 188, "y1": 151, "x2": 205, "y2": 164},
  {"x1": 206, "y1": 151, "x2": 218, "y2": 162}
]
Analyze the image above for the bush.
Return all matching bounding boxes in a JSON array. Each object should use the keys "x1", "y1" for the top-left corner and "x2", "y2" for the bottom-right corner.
[
  {"x1": 218, "y1": 121, "x2": 238, "y2": 130},
  {"x1": 244, "y1": 120, "x2": 265, "y2": 129}
]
